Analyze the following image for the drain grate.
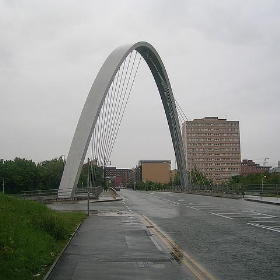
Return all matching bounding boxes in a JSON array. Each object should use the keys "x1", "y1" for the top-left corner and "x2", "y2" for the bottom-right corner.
[{"x1": 146, "y1": 225, "x2": 154, "y2": 228}]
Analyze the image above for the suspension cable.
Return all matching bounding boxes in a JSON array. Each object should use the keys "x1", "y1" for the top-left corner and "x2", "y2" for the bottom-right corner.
[{"x1": 88, "y1": 50, "x2": 142, "y2": 168}]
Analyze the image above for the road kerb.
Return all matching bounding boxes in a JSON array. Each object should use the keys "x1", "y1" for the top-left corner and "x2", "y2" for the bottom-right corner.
[{"x1": 139, "y1": 215, "x2": 216, "y2": 280}]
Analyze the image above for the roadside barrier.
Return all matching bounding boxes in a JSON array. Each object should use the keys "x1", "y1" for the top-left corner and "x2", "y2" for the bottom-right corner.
[{"x1": 19, "y1": 186, "x2": 103, "y2": 203}]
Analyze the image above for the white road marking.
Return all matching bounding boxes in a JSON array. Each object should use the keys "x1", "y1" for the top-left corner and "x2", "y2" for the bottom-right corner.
[
  {"x1": 248, "y1": 221, "x2": 280, "y2": 223},
  {"x1": 252, "y1": 216, "x2": 277, "y2": 219},
  {"x1": 210, "y1": 213, "x2": 234, "y2": 219},
  {"x1": 209, "y1": 209, "x2": 277, "y2": 219},
  {"x1": 196, "y1": 207, "x2": 226, "y2": 210},
  {"x1": 214, "y1": 213, "x2": 238, "y2": 215},
  {"x1": 247, "y1": 211, "x2": 276, "y2": 218},
  {"x1": 188, "y1": 206, "x2": 201, "y2": 210},
  {"x1": 247, "y1": 223, "x2": 280, "y2": 233}
]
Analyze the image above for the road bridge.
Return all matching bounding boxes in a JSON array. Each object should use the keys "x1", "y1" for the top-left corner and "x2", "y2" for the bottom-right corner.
[{"x1": 58, "y1": 42, "x2": 188, "y2": 198}]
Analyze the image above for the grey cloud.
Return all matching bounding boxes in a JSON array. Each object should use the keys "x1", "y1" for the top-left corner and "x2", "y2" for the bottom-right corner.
[{"x1": 0, "y1": 0, "x2": 279, "y2": 168}]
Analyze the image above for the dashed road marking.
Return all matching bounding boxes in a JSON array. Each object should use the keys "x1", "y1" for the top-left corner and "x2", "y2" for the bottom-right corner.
[
  {"x1": 247, "y1": 223, "x2": 280, "y2": 233},
  {"x1": 248, "y1": 221, "x2": 280, "y2": 223},
  {"x1": 187, "y1": 204, "x2": 280, "y2": 232},
  {"x1": 210, "y1": 213, "x2": 234, "y2": 219}
]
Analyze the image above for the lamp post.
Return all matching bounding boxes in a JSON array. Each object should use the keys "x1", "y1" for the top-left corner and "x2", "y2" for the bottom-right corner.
[
  {"x1": 1, "y1": 159, "x2": 4, "y2": 194},
  {"x1": 261, "y1": 175, "x2": 266, "y2": 199},
  {"x1": 61, "y1": 154, "x2": 66, "y2": 169},
  {"x1": 103, "y1": 158, "x2": 111, "y2": 191}
]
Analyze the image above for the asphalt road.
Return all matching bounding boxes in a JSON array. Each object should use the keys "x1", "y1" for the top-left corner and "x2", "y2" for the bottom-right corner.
[{"x1": 120, "y1": 189, "x2": 280, "y2": 280}]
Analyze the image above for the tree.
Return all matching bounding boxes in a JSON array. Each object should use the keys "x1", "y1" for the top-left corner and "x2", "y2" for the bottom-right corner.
[
  {"x1": 0, "y1": 156, "x2": 105, "y2": 194},
  {"x1": 77, "y1": 161, "x2": 103, "y2": 188},
  {"x1": 172, "y1": 172, "x2": 181, "y2": 186},
  {"x1": 37, "y1": 157, "x2": 65, "y2": 190},
  {"x1": 1, "y1": 158, "x2": 38, "y2": 193},
  {"x1": 189, "y1": 167, "x2": 212, "y2": 188},
  {"x1": 227, "y1": 171, "x2": 280, "y2": 190}
]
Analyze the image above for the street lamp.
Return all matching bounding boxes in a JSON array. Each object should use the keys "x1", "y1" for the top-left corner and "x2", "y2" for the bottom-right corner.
[
  {"x1": 1, "y1": 159, "x2": 4, "y2": 194},
  {"x1": 261, "y1": 175, "x2": 266, "y2": 195},
  {"x1": 103, "y1": 158, "x2": 111, "y2": 191},
  {"x1": 61, "y1": 154, "x2": 66, "y2": 168}
]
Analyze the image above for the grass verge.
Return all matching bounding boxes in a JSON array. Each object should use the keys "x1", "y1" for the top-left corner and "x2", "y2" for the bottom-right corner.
[{"x1": 0, "y1": 193, "x2": 86, "y2": 280}]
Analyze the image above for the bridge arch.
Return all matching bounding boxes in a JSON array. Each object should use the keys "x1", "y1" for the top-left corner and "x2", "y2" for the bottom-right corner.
[{"x1": 59, "y1": 41, "x2": 188, "y2": 197}]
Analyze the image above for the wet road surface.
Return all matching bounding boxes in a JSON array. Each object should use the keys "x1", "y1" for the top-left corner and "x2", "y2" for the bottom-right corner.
[{"x1": 120, "y1": 190, "x2": 280, "y2": 280}]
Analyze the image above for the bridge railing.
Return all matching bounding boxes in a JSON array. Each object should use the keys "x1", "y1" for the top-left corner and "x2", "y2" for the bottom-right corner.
[
  {"x1": 167, "y1": 184, "x2": 241, "y2": 198},
  {"x1": 242, "y1": 184, "x2": 279, "y2": 198},
  {"x1": 176, "y1": 184, "x2": 280, "y2": 199},
  {"x1": 19, "y1": 186, "x2": 103, "y2": 203}
]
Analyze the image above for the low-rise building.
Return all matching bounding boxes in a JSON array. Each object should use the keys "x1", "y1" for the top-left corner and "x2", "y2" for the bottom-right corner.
[
  {"x1": 137, "y1": 160, "x2": 171, "y2": 184},
  {"x1": 104, "y1": 167, "x2": 133, "y2": 187},
  {"x1": 241, "y1": 159, "x2": 270, "y2": 176},
  {"x1": 270, "y1": 161, "x2": 280, "y2": 174}
]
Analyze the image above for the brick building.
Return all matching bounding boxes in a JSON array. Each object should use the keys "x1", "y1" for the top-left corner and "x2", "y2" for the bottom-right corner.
[
  {"x1": 182, "y1": 117, "x2": 241, "y2": 184},
  {"x1": 241, "y1": 159, "x2": 270, "y2": 176},
  {"x1": 104, "y1": 167, "x2": 133, "y2": 187}
]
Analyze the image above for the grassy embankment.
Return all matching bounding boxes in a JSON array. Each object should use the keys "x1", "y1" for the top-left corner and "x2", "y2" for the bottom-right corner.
[{"x1": 0, "y1": 193, "x2": 86, "y2": 280}]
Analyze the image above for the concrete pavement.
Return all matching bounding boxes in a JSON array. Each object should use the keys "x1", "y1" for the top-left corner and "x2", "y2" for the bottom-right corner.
[
  {"x1": 45, "y1": 212, "x2": 191, "y2": 279},
  {"x1": 244, "y1": 195, "x2": 280, "y2": 205}
]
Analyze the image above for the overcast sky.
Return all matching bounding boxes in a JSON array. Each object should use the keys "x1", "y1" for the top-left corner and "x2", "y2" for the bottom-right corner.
[{"x1": 1, "y1": 0, "x2": 279, "y2": 169}]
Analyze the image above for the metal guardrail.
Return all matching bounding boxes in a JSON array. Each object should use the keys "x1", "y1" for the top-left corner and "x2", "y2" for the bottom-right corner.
[
  {"x1": 243, "y1": 184, "x2": 279, "y2": 198},
  {"x1": 168, "y1": 184, "x2": 279, "y2": 199},
  {"x1": 168, "y1": 185, "x2": 241, "y2": 194},
  {"x1": 19, "y1": 186, "x2": 103, "y2": 203}
]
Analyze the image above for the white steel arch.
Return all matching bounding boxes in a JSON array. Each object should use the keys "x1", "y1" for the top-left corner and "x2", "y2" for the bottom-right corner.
[{"x1": 58, "y1": 41, "x2": 188, "y2": 197}]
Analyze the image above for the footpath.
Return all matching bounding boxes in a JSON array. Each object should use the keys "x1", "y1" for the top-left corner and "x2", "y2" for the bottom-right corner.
[
  {"x1": 244, "y1": 195, "x2": 280, "y2": 206},
  {"x1": 45, "y1": 191, "x2": 194, "y2": 280}
]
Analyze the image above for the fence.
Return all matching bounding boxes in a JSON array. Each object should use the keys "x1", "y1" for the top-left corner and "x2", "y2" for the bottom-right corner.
[
  {"x1": 243, "y1": 184, "x2": 279, "y2": 197},
  {"x1": 167, "y1": 184, "x2": 279, "y2": 199},
  {"x1": 19, "y1": 186, "x2": 103, "y2": 203}
]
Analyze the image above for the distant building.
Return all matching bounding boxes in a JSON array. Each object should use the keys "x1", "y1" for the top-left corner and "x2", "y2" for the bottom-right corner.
[
  {"x1": 270, "y1": 161, "x2": 280, "y2": 175},
  {"x1": 241, "y1": 159, "x2": 270, "y2": 176},
  {"x1": 137, "y1": 160, "x2": 171, "y2": 184},
  {"x1": 182, "y1": 117, "x2": 241, "y2": 184},
  {"x1": 104, "y1": 167, "x2": 133, "y2": 187}
]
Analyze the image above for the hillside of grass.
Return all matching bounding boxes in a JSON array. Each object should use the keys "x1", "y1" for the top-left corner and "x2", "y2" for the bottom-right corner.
[{"x1": 0, "y1": 193, "x2": 86, "y2": 280}]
